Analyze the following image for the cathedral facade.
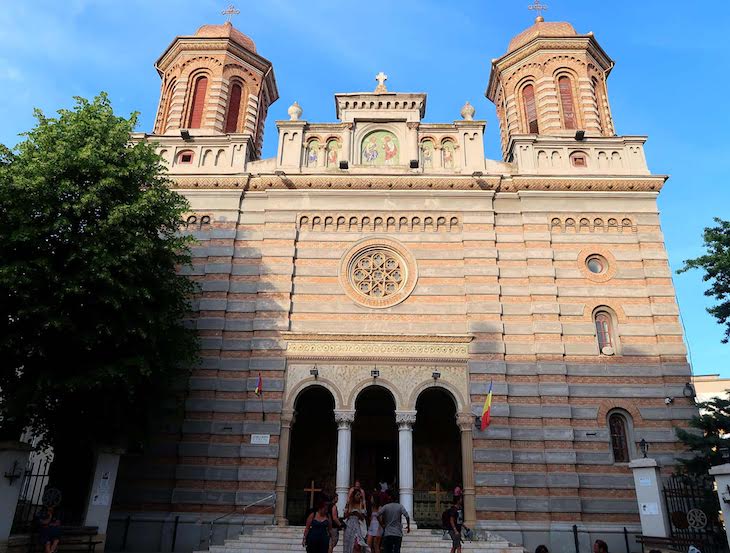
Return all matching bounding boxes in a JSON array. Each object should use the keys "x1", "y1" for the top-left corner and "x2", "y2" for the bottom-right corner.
[{"x1": 111, "y1": 14, "x2": 696, "y2": 553}]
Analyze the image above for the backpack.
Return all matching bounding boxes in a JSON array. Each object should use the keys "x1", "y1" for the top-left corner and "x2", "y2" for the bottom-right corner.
[{"x1": 441, "y1": 508, "x2": 452, "y2": 530}]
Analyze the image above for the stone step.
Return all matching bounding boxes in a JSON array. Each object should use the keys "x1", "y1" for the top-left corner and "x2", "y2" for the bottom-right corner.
[{"x1": 198, "y1": 525, "x2": 525, "y2": 553}]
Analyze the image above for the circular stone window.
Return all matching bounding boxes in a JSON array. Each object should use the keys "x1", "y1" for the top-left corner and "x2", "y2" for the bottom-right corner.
[
  {"x1": 586, "y1": 255, "x2": 607, "y2": 274},
  {"x1": 339, "y1": 238, "x2": 418, "y2": 308}
]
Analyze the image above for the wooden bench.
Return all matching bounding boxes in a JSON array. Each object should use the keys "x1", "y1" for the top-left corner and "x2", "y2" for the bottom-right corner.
[
  {"x1": 14, "y1": 526, "x2": 101, "y2": 553},
  {"x1": 636, "y1": 534, "x2": 709, "y2": 553}
]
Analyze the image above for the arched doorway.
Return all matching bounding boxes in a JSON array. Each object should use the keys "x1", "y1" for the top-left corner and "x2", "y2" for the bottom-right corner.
[
  {"x1": 352, "y1": 386, "x2": 397, "y2": 494},
  {"x1": 413, "y1": 388, "x2": 462, "y2": 527},
  {"x1": 286, "y1": 386, "x2": 336, "y2": 524}
]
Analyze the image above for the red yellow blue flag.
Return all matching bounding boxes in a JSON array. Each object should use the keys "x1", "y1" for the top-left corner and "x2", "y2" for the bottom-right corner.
[
  {"x1": 254, "y1": 373, "x2": 263, "y2": 396},
  {"x1": 480, "y1": 380, "x2": 493, "y2": 431}
]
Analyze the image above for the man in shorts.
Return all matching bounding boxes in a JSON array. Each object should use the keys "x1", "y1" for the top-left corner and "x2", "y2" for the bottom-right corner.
[{"x1": 446, "y1": 497, "x2": 462, "y2": 553}]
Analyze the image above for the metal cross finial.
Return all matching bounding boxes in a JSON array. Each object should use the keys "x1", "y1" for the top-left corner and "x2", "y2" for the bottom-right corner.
[
  {"x1": 528, "y1": 0, "x2": 548, "y2": 19},
  {"x1": 222, "y1": 4, "x2": 240, "y2": 23},
  {"x1": 375, "y1": 71, "x2": 388, "y2": 93}
]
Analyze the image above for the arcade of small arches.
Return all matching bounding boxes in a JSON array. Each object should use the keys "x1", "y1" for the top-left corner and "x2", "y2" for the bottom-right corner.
[{"x1": 273, "y1": 364, "x2": 476, "y2": 528}]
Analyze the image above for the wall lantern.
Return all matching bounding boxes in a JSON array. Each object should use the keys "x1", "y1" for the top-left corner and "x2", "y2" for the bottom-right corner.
[{"x1": 639, "y1": 438, "x2": 649, "y2": 459}]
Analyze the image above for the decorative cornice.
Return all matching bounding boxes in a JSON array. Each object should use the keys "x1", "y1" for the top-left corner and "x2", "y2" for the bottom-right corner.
[
  {"x1": 167, "y1": 173, "x2": 664, "y2": 192},
  {"x1": 282, "y1": 333, "x2": 473, "y2": 344},
  {"x1": 285, "y1": 340, "x2": 470, "y2": 362}
]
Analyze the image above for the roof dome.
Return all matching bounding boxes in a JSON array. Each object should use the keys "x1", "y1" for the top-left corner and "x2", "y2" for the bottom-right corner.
[
  {"x1": 195, "y1": 22, "x2": 256, "y2": 52},
  {"x1": 507, "y1": 19, "x2": 577, "y2": 53}
]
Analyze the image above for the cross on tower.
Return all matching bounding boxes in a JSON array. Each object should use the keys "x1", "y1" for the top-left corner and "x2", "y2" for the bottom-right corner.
[
  {"x1": 528, "y1": 0, "x2": 548, "y2": 20},
  {"x1": 221, "y1": 4, "x2": 240, "y2": 23},
  {"x1": 374, "y1": 71, "x2": 388, "y2": 93},
  {"x1": 429, "y1": 482, "x2": 447, "y2": 513}
]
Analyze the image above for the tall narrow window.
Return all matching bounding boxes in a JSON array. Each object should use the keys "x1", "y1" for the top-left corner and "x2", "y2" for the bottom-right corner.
[
  {"x1": 224, "y1": 83, "x2": 242, "y2": 133},
  {"x1": 159, "y1": 78, "x2": 176, "y2": 133},
  {"x1": 595, "y1": 311, "x2": 615, "y2": 353},
  {"x1": 522, "y1": 84, "x2": 539, "y2": 134},
  {"x1": 609, "y1": 413, "x2": 630, "y2": 462},
  {"x1": 558, "y1": 76, "x2": 577, "y2": 130},
  {"x1": 187, "y1": 76, "x2": 208, "y2": 129}
]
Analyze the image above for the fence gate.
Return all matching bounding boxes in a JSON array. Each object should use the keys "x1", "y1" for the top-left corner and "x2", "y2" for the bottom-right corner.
[
  {"x1": 663, "y1": 474, "x2": 728, "y2": 553},
  {"x1": 11, "y1": 450, "x2": 54, "y2": 534}
]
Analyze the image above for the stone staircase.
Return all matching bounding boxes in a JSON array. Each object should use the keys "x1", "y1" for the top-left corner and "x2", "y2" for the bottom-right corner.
[{"x1": 203, "y1": 525, "x2": 526, "y2": 553}]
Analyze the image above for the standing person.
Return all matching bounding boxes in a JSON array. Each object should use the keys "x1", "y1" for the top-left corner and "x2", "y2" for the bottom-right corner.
[
  {"x1": 328, "y1": 494, "x2": 342, "y2": 553},
  {"x1": 36, "y1": 505, "x2": 62, "y2": 553},
  {"x1": 377, "y1": 491, "x2": 410, "y2": 553},
  {"x1": 367, "y1": 495, "x2": 383, "y2": 553},
  {"x1": 343, "y1": 488, "x2": 368, "y2": 553},
  {"x1": 302, "y1": 499, "x2": 331, "y2": 553},
  {"x1": 593, "y1": 540, "x2": 608, "y2": 553},
  {"x1": 445, "y1": 497, "x2": 462, "y2": 553}
]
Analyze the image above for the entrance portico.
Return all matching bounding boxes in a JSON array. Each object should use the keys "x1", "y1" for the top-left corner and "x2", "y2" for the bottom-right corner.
[{"x1": 275, "y1": 334, "x2": 475, "y2": 527}]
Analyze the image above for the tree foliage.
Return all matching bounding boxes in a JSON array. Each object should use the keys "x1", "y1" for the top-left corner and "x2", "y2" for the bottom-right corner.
[
  {"x1": 0, "y1": 93, "x2": 198, "y2": 449},
  {"x1": 679, "y1": 218, "x2": 730, "y2": 342},
  {"x1": 676, "y1": 393, "x2": 730, "y2": 475}
]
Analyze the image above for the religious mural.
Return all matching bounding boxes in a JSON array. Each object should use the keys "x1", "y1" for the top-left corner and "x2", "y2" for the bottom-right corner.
[
  {"x1": 326, "y1": 139, "x2": 341, "y2": 167},
  {"x1": 361, "y1": 130, "x2": 400, "y2": 166},
  {"x1": 442, "y1": 140, "x2": 456, "y2": 169},
  {"x1": 306, "y1": 139, "x2": 320, "y2": 167},
  {"x1": 420, "y1": 139, "x2": 434, "y2": 169}
]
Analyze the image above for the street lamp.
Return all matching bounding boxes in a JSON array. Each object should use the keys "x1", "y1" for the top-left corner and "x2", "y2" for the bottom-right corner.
[
  {"x1": 683, "y1": 382, "x2": 696, "y2": 400},
  {"x1": 639, "y1": 438, "x2": 649, "y2": 459}
]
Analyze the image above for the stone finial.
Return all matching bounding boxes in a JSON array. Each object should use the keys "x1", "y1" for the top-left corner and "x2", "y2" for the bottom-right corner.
[
  {"x1": 374, "y1": 72, "x2": 388, "y2": 93},
  {"x1": 460, "y1": 101, "x2": 475, "y2": 121},
  {"x1": 287, "y1": 101, "x2": 303, "y2": 121}
]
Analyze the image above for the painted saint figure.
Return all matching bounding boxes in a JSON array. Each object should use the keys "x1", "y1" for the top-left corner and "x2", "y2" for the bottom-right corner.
[
  {"x1": 383, "y1": 135, "x2": 398, "y2": 165},
  {"x1": 327, "y1": 140, "x2": 340, "y2": 167},
  {"x1": 363, "y1": 136, "x2": 379, "y2": 164}
]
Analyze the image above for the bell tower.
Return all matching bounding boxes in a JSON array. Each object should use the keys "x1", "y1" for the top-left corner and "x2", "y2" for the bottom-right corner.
[
  {"x1": 486, "y1": 10, "x2": 615, "y2": 159},
  {"x1": 151, "y1": 18, "x2": 278, "y2": 161}
]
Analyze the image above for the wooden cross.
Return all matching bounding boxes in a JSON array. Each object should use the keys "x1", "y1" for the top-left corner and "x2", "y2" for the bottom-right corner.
[
  {"x1": 429, "y1": 482, "x2": 447, "y2": 513},
  {"x1": 528, "y1": 0, "x2": 548, "y2": 18},
  {"x1": 304, "y1": 479, "x2": 322, "y2": 509},
  {"x1": 375, "y1": 72, "x2": 388, "y2": 92},
  {"x1": 221, "y1": 4, "x2": 240, "y2": 23}
]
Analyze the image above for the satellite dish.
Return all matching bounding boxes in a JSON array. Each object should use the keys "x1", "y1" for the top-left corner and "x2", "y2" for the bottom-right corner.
[{"x1": 601, "y1": 346, "x2": 615, "y2": 356}]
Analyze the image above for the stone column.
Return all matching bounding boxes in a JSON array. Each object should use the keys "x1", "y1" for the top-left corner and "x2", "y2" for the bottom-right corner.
[
  {"x1": 83, "y1": 447, "x2": 124, "y2": 549},
  {"x1": 341, "y1": 123, "x2": 353, "y2": 165},
  {"x1": 456, "y1": 413, "x2": 477, "y2": 528},
  {"x1": 406, "y1": 122, "x2": 419, "y2": 167},
  {"x1": 334, "y1": 410, "x2": 355, "y2": 514},
  {"x1": 709, "y1": 463, "x2": 730, "y2": 547},
  {"x1": 395, "y1": 411, "x2": 417, "y2": 522},
  {"x1": 0, "y1": 441, "x2": 32, "y2": 553},
  {"x1": 274, "y1": 409, "x2": 295, "y2": 525},
  {"x1": 629, "y1": 457, "x2": 670, "y2": 538}
]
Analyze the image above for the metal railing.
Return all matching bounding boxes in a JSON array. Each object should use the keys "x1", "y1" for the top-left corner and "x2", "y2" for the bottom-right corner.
[{"x1": 207, "y1": 493, "x2": 276, "y2": 546}]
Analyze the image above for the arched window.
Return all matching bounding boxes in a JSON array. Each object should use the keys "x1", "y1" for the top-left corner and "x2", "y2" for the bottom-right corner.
[
  {"x1": 558, "y1": 76, "x2": 577, "y2": 130},
  {"x1": 592, "y1": 77, "x2": 608, "y2": 134},
  {"x1": 159, "y1": 78, "x2": 176, "y2": 133},
  {"x1": 187, "y1": 75, "x2": 208, "y2": 129},
  {"x1": 594, "y1": 310, "x2": 615, "y2": 354},
  {"x1": 608, "y1": 412, "x2": 630, "y2": 462},
  {"x1": 224, "y1": 82, "x2": 243, "y2": 133},
  {"x1": 522, "y1": 84, "x2": 539, "y2": 134}
]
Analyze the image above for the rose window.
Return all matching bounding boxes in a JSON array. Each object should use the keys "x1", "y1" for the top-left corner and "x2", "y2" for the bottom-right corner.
[{"x1": 351, "y1": 249, "x2": 405, "y2": 298}]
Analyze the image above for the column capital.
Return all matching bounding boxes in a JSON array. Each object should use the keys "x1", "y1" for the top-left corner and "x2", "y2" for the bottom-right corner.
[
  {"x1": 395, "y1": 410, "x2": 417, "y2": 430},
  {"x1": 281, "y1": 409, "x2": 296, "y2": 427},
  {"x1": 334, "y1": 410, "x2": 356, "y2": 429},
  {"x1": 456, "y1": 412, "x2": 475, "y2": 431}
]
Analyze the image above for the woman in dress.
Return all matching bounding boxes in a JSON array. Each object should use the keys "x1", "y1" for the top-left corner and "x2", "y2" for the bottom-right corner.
[
  {"x1": 343, "y1": 487, "x2": 368, "y2": 553},
  {"x1": 302, "y1": 499, "x2": 331, "y2": 553},
  {"x1": 367, "y1": 495, "x2": 382, "y2": 553}
]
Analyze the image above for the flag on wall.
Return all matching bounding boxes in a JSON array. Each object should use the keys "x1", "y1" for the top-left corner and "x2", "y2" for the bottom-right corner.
[
  {"x1": 254, "y1": 373, "x2": 263, "y2": 396},
  {"x1": 480, "y1": 380, "x2": 493, "y2": 431}
]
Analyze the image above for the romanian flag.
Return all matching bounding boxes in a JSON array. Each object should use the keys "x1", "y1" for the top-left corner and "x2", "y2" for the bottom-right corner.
[
  {"x1": 480, "y1": 380, "x2": 493, "y2": 431},
  {"x1": 254, "y1": 373, "x2": 263, "y2": 396}
]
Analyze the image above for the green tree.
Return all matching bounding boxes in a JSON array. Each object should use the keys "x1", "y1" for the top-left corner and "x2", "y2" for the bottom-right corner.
[
  {"x1": 0, "y1": 94, "x2": 198, "y2": 515},
  {"x1": 676, "y1": 394, "x2": 730, "y2": 475},
  {"x1": 679, "y1": 218, "x2": 730, "y2": 342}
]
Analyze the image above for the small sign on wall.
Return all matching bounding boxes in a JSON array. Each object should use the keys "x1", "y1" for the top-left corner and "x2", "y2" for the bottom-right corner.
[
  {"x1": 639, "y1": 476, "x2": 651, "y2": 487},
  {"x1": 251, "y1": 434, "x2": 271, "y2": 445},
  {"x1": 641, "y1": 502, "x2": 658, "y2": 515}
]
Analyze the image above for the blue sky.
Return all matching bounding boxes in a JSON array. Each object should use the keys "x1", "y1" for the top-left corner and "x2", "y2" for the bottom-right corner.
[{"x1": 2, "y1": 0, "x2": 729, "y2": 376}]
